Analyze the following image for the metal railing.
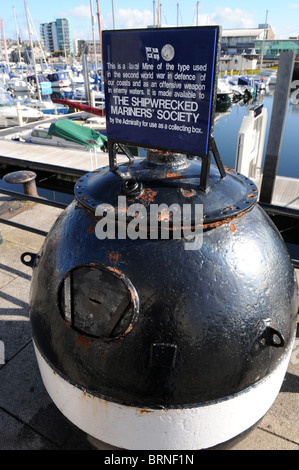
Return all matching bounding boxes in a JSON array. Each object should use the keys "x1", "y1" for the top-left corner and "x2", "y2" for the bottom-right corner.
[{"x1": 0, "y1": 187, "x2": 68, "y2": 237}]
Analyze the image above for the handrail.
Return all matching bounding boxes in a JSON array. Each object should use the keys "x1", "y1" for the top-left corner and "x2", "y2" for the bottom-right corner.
[
  {"x1": 0, "y1": 188, "x2": 68, "y2": 209},
  {"x1": 0, "y1": 188, "x2": 68, "y2": 237},
  {"x1": 0, "y1": 217, "x2": 48, "y2": 237},
  {"x1": 259, "y1": 201, "x2": 299, "y2": 218}
]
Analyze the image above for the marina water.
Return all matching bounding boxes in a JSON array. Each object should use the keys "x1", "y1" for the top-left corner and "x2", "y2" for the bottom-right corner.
[{"x1": 214, "y1": 86, "x2": 299, "y2": 178}]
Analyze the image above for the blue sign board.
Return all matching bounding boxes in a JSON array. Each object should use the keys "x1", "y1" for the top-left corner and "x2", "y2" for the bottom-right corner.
[{"x1": 102, "y1": 27, "x2": 220, "y2": 156}]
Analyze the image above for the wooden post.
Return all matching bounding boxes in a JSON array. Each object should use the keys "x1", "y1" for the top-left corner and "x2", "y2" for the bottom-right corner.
[{"x1": 260, "y1": 51, "x2": 295, "y2": 203}]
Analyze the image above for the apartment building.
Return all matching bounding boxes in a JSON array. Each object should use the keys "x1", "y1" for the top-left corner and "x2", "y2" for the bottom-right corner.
[{"x1": 40, "y1": 18, "x2": 73, "y2": 55}]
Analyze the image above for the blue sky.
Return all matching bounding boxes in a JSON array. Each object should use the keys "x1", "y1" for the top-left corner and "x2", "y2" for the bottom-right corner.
[{"x1": 1, "y1": 0, "x2": 299, "y2": 41}]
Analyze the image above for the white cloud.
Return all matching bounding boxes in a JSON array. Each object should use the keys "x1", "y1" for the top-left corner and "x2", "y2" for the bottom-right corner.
[
  {"x1": 196, "y1": 7, "x2": 254, "y2": 29},
  {"x1": 195, "y1": 14, "x2": 212, "y2": 26},
  {"x1": 64, "y1": 4, "x2": 91, "y2": 19},
  {"x1": 288, "y1": 3, "x2": 299, "y2": 7},
  {"x1": 215, "y1": 7, "x2": 254, "y2": 28},
  {"x1": 64, "y1": 6, "x2": 153, "y2": 37},
  {"x1": 60, "y1": 4, "x2": 98, "y2": 39},
  {"x1": 114, "y1": 8, "x2": 153, "y2": 29},
  {"x1": 72, "y1": 29, "x2": 89, "y2": 40}
]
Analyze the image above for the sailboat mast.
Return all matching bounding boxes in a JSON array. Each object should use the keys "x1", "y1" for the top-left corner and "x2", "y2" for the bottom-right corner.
[
  {"x1": 0, "y1": 18, "x2": 10, "y2": 70},
  {"x1": 24, "y1": 0, "x2": 42, "y2": 101},
  {"x1": 260, "y1": 10, "x2": 268, "y2": 71},
  {"x1": 13, "y1": 7, "x2": 22, "y2": 65},
  {"x1": 27, "y1": 9, "x2": 48, "y2": 68},
  {"x1": 96, "y1": 0, "x2": 102, "y2": 61},
  {"x1": 111, "y1": 0, "x2": 116, "y2": 29},
  {"x1": 90, "y1": 0, "x2": 98, "y2": 74},
  {"x1": 157, "y1": 0, "x2": 160, "y2": 27}
]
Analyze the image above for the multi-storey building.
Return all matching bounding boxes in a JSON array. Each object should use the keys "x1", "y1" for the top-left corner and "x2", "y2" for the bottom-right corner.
[
  {"x1": 76, "y1": 39, "x2": 101, "y2": 56},
  {"x1": 40, "y1": 18, "x2": 73, "y2": 55},
  {"x1": 221, "y1": 24, "x2": 275, "y2": 55}
]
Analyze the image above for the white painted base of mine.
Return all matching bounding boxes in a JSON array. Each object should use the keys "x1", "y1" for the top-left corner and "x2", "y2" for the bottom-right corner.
[{"x1": 33, "y1": 338, "x2": 294, "y2": 450}]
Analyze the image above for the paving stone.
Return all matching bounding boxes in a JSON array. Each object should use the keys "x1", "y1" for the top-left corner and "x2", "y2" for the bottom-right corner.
[
  {"x1": 0, "y1": 270, "x2": 15, "y2": 289},
  {"x1": 0, "y1": 408, "x2": 59, "y2": 450},
  {"x1": 231, "y1": 426, "x2": 299, "y2": 450},
  {"x1": 0, "y1": 342, "x2": 92, "y2": 449},
  {"x1": 0, "y1": 240, "x2": 36, "y2": 276},
  {"x1": 0, "y1": 275, "x2": 32, "y2": 363}
]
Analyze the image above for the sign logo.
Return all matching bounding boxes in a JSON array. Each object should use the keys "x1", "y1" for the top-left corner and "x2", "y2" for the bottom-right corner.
[
  {"x1": 161, "y1": 44, "x2": 175, "y2": 61},
  {"x1": 145, "y1": 46, "x2": 160, "y2": 61}
]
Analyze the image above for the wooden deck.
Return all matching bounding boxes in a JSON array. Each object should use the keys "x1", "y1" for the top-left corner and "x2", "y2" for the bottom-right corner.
[
  {"x1": 0, "y1": 139, "x2": 128, "y2": 176},
  {"x1": 271, "y1": 175, "x2": 299, "y2": 210}
]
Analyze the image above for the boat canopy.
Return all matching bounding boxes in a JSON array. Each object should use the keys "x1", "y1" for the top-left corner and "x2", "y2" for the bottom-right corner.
[
  {"x1": 27, "y1": 74, "x2": 50, "y2": 84},
  {"x1": 48, "y1": 119, "x2": 107, "y2": 148},
  {"x1": 47, "y1": 71, "x2": 70, "y2": 82}
]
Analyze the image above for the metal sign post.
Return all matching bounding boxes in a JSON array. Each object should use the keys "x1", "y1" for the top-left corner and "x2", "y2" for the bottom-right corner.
[
  {"x1": 260, "y1": 51, "x2": 295, "y2": 203},
  {"x1": 102, "y1": 26, "x2": 224, "y2": 189}
]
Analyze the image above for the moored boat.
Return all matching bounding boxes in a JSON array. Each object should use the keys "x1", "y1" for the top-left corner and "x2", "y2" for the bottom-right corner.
[
  {"x1": 0, "y1": 88, "x2": 44, "y2": 127},
  {"x1": 47, "y1": 71, "x2": 72, "y2": 91},
  {"x1": 217, "y1": 78, "x2": 233, "y2": 105},
  {"x1": 20, "y1": 118, "x2": 107, "y2": 151}
]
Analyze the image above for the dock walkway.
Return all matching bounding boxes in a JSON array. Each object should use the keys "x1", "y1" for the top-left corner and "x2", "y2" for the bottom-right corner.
[
  {"x1": 0, "y1": 138, "x2": 109, "y2": 175},
  {"x1": 0, "y1": 139, "x2": 298, "y2": 210},
  {"x1": 271, "y1": 175, "x2": 299, "y2": 210}
]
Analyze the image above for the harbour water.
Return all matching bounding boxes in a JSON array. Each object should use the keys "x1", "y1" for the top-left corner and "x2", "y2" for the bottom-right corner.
[
  {"x1": 0, "y1": 164, "x2": 75, "y2": 206},
  {"x1": 0, "y1": 83, "x2": 298, "y2": 206},
  {"x1": 214, "y1": 86, "x2": 299, "y2": 178}
]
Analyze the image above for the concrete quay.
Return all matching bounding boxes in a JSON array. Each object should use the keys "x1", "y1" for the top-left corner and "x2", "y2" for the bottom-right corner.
[{"x1": 0, "y1": 195, "x2": 298, "y2": 451}]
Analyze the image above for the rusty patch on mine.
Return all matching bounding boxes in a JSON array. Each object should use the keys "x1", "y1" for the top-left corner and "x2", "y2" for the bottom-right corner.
[
  {"x1": 138, "y1": 187, "x2": 157, "y2": 205},
  {"x1": 223, "y1": 166, "x2": 236, "y2": 173},
  {"x1": 76, "y1": 335, "x2": 91, "y2": 351},
  {"x1": 116, "y1": 206, "x2": 128, "y2": 214},
  {"x1": 106, "y1": 266, "x2": 123, "y2": 276},
  {"x1": 107, "y1": 252, "x2": 121, "y2": 263},
  {"x1": 230, "y1": 224, "x2": 236, "y2": 233},
  {"x1": 157, "y1": 208, "x2": 172, "y2": 222},
  {"x1": 87, "y1": 225, "x2": 95, "y2": 233},
  {"x1": 180, "y1": 188, "x2": 196, "y2": 198},
  {"x1": 203, "y1": 207, "x2": 253, "y2": 230},
  {"x1": 165, "y1": 172, "x2": 183, "y2": 180}
]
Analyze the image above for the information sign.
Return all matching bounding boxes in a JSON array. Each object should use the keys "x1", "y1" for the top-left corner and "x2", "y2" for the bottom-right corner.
[{"x1": 102, "y1": 26, "x2": 220, "y2": 156}]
